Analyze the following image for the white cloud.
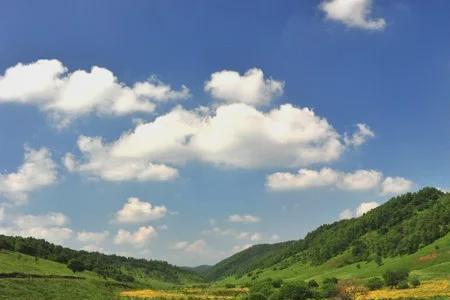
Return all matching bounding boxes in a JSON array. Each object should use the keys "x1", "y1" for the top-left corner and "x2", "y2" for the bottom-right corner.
[
  {"x1": 81, "y1": 244, "x2": 105, "y2": 252},
  {"x1": 205, "y1": 68, "x2": 284, "y2": 106},
  {"x1": 202, "y1": 226, "x2": 265, "y2": 244},
  {"x1": 0, "y1": 59, "x2": 190, "y2": 127},
  {"x1": 114, "y1": 226, "x2": 157, "y2": 247},
  {"x1": 320, "y1": 0, "x2": 386, "y2": 30},
  {"x1": 266, "y1": 168, "x2": 382, "y2": 191},
  {"x1": 63, "y1": 136, "x2": 178, "y2": 182},
  {"x1": 115, "y1": 197, "x2": 167, "y2": 224},
  {"x1": 337, "y1": 169, "x2": 382, "y2": 190},
  {"x1": 339, "y1": 208, "x2": 354, "y2": 220},
  {"x1": 266, "y1": 168, "x2": 339, "y2": 191},
  {"x1": 249, "y1": 233, "x2": 263, "y2": 242},
  {"x1": 173, "y1": 239, "x2": 207, "y2": 254},
  {"x1": 344, "y1": 123, "x2": 375, "y2": 147},
  {"x1": 355, "y1": 201, "x2": 379, "y2": 217},
  {"x1": 339, "y1": 201, "x2": 380, "y2": 220},
  {"x1": 0, "y1": 211, "x2": 72, "y2": 244},
  {"x1": 14, "y1": 212, "x2": 68, "y2": 228},
  {"x1": 228, "y1": 214, "x2": 261, "y2": 223},
  {"x1": 77, "y1": 231, "x2": 109, "y2": 244},
  {"x1": 381, "y1": 177, "x2": 413, "y2": 195},
  {"x1": 0, "y1": 147, "x2": 57, "y2": 204},
  {"x1": 66, "y1": 102, "x2": 348, "y2": 179},
  {"x1": 232, "y1": 243, "x2": 253, "y2": 253}
]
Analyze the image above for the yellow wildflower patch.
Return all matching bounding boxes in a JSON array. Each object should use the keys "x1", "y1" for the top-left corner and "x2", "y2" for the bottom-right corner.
[{"x1": 356, "y1": 279, "x2": 450, "y2": 300}]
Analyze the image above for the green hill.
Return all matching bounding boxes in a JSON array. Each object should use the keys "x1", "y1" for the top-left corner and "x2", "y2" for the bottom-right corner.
[
  {"x1": 0, "y1": 235, "x2": 203, "y2": 299},
  {"x1": 205, "y1": 187, "x2": 450, "y2": 282}
]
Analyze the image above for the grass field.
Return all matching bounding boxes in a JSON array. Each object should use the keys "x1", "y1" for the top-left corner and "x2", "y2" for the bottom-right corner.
[{"x1": 215, "y1": 232, "x2": 450, "y2": 286}]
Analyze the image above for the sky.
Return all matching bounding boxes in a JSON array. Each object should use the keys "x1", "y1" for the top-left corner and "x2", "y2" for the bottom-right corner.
[{"x1": 0, "y1": 0, "x2": 450, "y2": 266}]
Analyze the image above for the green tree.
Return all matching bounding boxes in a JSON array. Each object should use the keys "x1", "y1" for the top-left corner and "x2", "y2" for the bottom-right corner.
[
  {"x1": 382, "y1": 270, "x2": 409, "y2": 288},
  {"x1": 67, "y1": 258, "x2": 86, "y2": 273},
  {"x1": 278, "y1": 282, "x2": 313, "y2": 300},
  {"x1": 366, "y1": 277, "x2": 384, "y2": 290}
]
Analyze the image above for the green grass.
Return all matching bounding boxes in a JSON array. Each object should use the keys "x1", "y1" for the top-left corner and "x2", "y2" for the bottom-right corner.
[
  {"x1": 0, "y1": 278, "x2": 123, "y2": 300},
  {"x1": 0, "y1": 250, "x2": 76, "y2": 276},
  {"x1": 216, "y1": 232, "x2": 450, "y2": 286}
]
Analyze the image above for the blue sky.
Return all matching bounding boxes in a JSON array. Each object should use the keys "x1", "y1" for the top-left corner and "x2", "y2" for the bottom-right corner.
[{"x1": 0, "y1": 0, "x2": 450, "y2": 266}]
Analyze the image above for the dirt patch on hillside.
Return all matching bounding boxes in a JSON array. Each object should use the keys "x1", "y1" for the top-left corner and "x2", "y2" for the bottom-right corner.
[{"x1": 418, "y1": 251, "x2": 438, "y2": 262}]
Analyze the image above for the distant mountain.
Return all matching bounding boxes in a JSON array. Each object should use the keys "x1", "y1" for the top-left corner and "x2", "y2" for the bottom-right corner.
[
  {"x1": 204, "y1": 187, "x2": 450, "y2": 281},
  {"x1": 183, "y1": 264, "x2": 213, "y2": 275}
]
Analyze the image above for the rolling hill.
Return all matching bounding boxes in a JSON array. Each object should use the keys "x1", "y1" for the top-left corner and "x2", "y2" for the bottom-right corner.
[{"x1": 203, "y1": 187, "x2": 450, "y2": 283}]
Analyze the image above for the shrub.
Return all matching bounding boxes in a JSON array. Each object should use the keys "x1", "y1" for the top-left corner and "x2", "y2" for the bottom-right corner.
[
  {"x1": 397, "y1": 280, "x2": 409, "y2": 289},
  {"x1": 410, "y1": 277, "x2": 421, "y2": 288},
  {"x1": 67, "y1": 258, "x2": 85, "y2": 273},
  {"x1": 248, "y1": 293, "x2": 267, "y2": 300},
  {"x1": 272, "y1": 279, "x2": 283, "y2": 288},
  {"x1": 279, "y1": 282, "x2": 313, "y2": 300},
  {"x1": 225, "y1": 283, "x2": 236, "y2": 289},
  {"x1": 366, "y1": 277, "x2": 384, "y2": 291},
  {"x1": 250, "y1": 280, "x2": 275, "y2": 297},
  {"x1": 382, "y1": 269, "x2": 409, "y2": 288},
  {"x1": 307, "y1": 279, "x2": 319, "y2": 288},
  {"x1": 322, "y1": 277, "x2": 338, "y2": 285}
]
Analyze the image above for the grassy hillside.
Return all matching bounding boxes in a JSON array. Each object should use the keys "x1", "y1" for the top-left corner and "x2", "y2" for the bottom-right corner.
[
  {"x1": 218, "y1": 231, "x2": 450, "y2": 285},
  {"x1": 0, "y1": 234, "x2": 202, "y2": 286},
  {"x1": 205, "y1": 187, "x2": 450, "y2": 281},
  {"x1": 0, "y1": 250, "x2": 128, "y2": 299}
]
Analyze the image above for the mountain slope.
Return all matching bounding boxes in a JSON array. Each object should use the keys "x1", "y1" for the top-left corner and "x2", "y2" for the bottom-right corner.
[
  {"x1": 205, "y1": 187, "x2": 450, "y2": 281},
  {"x1": 0, "y1": 235, "x2": 203, "y2": 287}
]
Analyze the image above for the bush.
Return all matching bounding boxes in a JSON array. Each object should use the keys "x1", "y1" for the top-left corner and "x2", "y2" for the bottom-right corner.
[
  {"x1": 397, "y1": 280, "x2": 409, "y2": 289},
  {"x1": 248, "y1": 293, "x2": 267, "y2": 300},
  {"x1": 410, "y1": 277, "x2": 421, "y2": 288},
  {"x1": 322, "y1": 277, "x2": 338, "y2": 285},
  {"x1": 383, "y1": 269, "x2": 409, "y2": 288},
  {"x1": 272, "y1": 279, "x2": 283, "y2": 288},
  {"x1": 278, "y1": 282, "x2": 313, "y2": 300},
  {"x1": 366, "y1": 277, "x2": 384, "y2": 290},
  {"x1": 307, "y1": 279, "x2": 319, "y2": 288},
  {"x1": 67, "y1": 258, "x2": 85, "y2": 273},
  {"x1": 321, "y1": 277, "x2": 339, "y2": 298},
  {"x1": 250, "y1": 280, "x2": 275, "y2": 297},
  {"x1": 225, "y1": 283, "x2": 236, "y2": 289}
]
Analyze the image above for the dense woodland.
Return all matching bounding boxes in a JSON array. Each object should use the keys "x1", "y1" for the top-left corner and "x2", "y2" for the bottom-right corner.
[{"x1": 203, "y1": 187, "x2": 450, "y2": 280}]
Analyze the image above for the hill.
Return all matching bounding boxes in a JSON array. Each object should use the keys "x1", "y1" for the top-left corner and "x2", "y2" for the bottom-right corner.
[
  {"x1": 0, "y1": 234, "x2": 203, "y2": 292},
  {"x1": 205, "y1": 187, "x2": 450, "y2": 281}
]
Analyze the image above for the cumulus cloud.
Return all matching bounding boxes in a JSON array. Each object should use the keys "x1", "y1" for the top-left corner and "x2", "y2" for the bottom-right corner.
[
  {"x1": 204, "y1": 68, "x2": 284, "y2": 106},
  {"x1": 115, "y1": 197, "x2": 167, "y2": 224},
  {"x1": 202, "y1": 226, "x2": 265, "y2": 244},
  {"x1": 339, "y1": 208, "x2": 354, "y2": 220},
  {"x1": 228, "y1": 214, "x2": 260, "y2": 223},
  {"x1": 173, "y1": 239, "x2": 207, "y2": 254},
  {"x1": 63, "y1": 136, "x2": 178, "y2": 182},
  {"x1": 77, "y1": 230, "x2": 109, "y2": 244},
  {"x1": 344, "y1": 123, "x2": 375, "y2": 147},
  {"x1": 65, "y1": 102, "x2": 350, "y2": 181},
  {"x1": 114, "y1": 226, "x2": 157, "y2": 247},
  {"x1": 355, "y1": 201, "x2": 379, "y2": 217},
  {"x1": 320, "y1": 0, "x2": 386, "y2": 30},
  {"x1": 266, "y1": 168, "x2": 382, "y2": 191},
  {"x1": 0, "y1": 59, "x2": 190, "y2": 127},
  {"x1": 339, "y1": 201, "x2": 380, "y2": 220},
  {"x1": 0, "y1": 147, "x2": 57, "y2": 204},
  {"x1": 381, "y1": 177, "x2": 413, "y2": 195},
  {"x1": 0, "y1": 211, "x2": 72, "y2": 244}
]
